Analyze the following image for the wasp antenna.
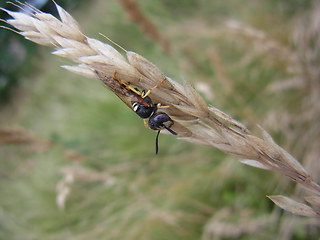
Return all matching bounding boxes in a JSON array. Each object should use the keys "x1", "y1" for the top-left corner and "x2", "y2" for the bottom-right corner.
[
  {"x1": 99, "y1": 32, "x2": 128, "y2": 53},
  {"x1": 155, "y1": 130, "x2": 161, "y2": 154},
  {"x1": 165, "y1": 127, "x2": 177, "y2": 135}
]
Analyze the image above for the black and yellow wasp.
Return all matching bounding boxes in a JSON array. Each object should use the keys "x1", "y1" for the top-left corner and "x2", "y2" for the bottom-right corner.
[{"x1": 95, "y1": 70, "x2": 177, "y2": 154}]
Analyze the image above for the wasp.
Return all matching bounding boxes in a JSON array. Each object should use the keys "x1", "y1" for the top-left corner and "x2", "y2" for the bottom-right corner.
[{"x1": 94, "y1": 70, "x2": 177, "y2": 154}]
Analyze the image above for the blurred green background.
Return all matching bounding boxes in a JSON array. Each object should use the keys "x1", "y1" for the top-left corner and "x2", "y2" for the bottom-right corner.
[{"x1": 0, "y1": 0, "x2": 319, "y2": 239}]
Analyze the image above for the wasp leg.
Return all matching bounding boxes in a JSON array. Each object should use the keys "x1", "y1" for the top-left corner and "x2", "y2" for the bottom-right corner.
[
  {"x1": 156, "y1": 103, "x2": 172, "y2": 109},
  {"x1": 141, "y1": 77, "x2": 167, "y2": 98},
  {"x1": 113, "y1": 71, "x2": 143, "y2": 96},
  {"x1": 143, "y1": 119, "x2": 149, "y2": 129},
  {"x1": 126, "y1": 85, "x2": 143, "y2": 96}
]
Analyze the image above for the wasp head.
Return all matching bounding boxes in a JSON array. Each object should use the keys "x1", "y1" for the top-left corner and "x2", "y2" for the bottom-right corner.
[{"x1": 148, "y1": 112, "x2": 177, "y2": 135}]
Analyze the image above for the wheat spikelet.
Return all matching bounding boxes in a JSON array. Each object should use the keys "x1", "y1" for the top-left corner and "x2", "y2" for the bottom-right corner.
[{"x1": 2, "y1": 2, "x2": 320, "y2": 216}]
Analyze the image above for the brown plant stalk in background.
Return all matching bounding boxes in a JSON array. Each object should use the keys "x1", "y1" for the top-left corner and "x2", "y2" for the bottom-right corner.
[
  {"x1": 0, "y1": 126, "x2": 51, "y2": 152},
  {"x1": 1, "y1": 1, "x2": 319, "y2": 216},
  {"x1": 118, "y1": 0, "x2": 171, "y2": 54}
]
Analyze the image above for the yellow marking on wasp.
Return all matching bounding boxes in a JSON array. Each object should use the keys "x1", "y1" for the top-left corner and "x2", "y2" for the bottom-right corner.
[
  {"x1": 141, "y1": 77, "x2": 167, "y2": 98},
  {"x1": 112, "y1": 71, "x2": 142, "y2": 96},
  {"x1": 156, "y1": 103, "x2": 171, "y2": 109},
  {"x1": 112, "y1": 72, "x2": 172, "y2": 108},
  {"x1": 143, "y1": 119, "x2": 149, "y2": 128}
]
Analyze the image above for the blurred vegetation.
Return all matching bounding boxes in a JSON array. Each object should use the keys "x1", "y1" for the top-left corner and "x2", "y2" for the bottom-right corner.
[
  {"x1": 0, "y1": 0, "x2": 86, "y2": 104},
  {"x1": 0, "y1": 0, "x2": 318, "y2": 240}
]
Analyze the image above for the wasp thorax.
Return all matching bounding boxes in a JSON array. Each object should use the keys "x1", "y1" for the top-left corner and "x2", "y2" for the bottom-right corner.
[{"x1": 131, "y1": 102, "x2": 155, "y2": 119}]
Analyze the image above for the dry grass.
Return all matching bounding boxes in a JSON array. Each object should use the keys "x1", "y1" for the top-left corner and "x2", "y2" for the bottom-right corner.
[
  {"x1": 202, "y1": 208, "x2": 272, "y2": 240},
  {"x1": 1, "y1": 1, "x2": 320, "y2": 217},
  {"x1": 0, "y1": 126, "x2": 51, "y2": 152},
  {"x1": 263, "y1": 1, "x2": 320, "y2": 236},
  {"x1": 56, "y1": 165, "x2": 116, "y2": 210},
  {"x1": 0, "y1": 126, "x2": 37, "y2": 145},
  {"x1": 223, "y1": 19, "x2": 298, "y2": 70}
]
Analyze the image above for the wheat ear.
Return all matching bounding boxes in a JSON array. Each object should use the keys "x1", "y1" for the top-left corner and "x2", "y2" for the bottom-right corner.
[{"x1": 1, "y1": 2, "x2": 320, "y2": 216}]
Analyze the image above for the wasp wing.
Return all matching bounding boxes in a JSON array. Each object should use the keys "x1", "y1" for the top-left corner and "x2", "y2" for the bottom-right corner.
[{"x1": 94, "y1": 70, "x2": 141, "y2": 112}]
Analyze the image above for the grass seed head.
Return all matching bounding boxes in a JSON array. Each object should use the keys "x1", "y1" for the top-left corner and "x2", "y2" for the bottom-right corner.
[{"x1": 2, "y1": 1, "x2": 320, "y2": 216}]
